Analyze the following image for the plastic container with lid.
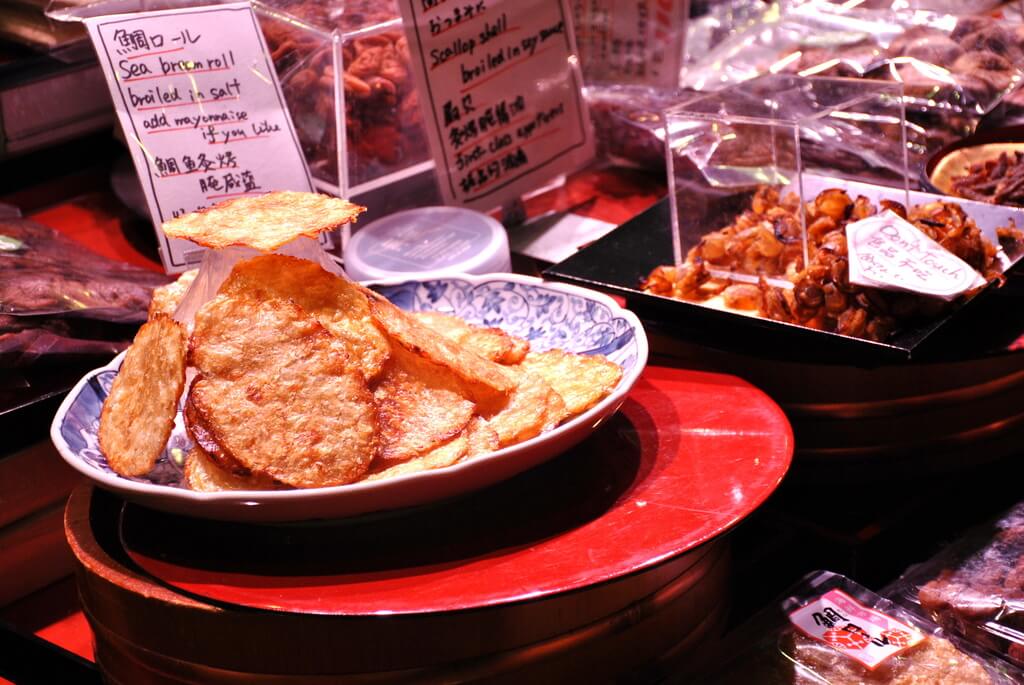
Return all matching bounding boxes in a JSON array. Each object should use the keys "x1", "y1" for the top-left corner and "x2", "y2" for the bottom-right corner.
[{"x1": 343, "y1": 206, "x2": 511, "y2": 281}]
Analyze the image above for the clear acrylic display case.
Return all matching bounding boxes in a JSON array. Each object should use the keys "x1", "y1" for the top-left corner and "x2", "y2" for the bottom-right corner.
[{"x1": 663, "y1": 74, "x2": 912, "y2": 275}]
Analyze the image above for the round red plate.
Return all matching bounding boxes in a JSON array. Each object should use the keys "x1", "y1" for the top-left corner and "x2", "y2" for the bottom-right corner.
[{"x1": 122, "y1": 365, "x2": 793, "y2": 615}]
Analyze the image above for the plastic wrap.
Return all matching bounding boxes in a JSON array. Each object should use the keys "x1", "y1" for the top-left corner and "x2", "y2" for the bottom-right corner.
[
  {"x1": 571, "y1": 0, "x2": 690, "y2": 88},
  {"x1": 687, "y1": 571, "x2": 1020, "y2": 684},
  {"x1": 0, "y1": 216, "x2": 169, "y2": 322},
  {"x1": 170, "y1": 236, "x2": 342, "y2": 327},
  {"x1": 681, "y1": 8, "x2": 1024, "y2": 160},
  {"x1": 893, "y1": 502, "x2": 1024, "y2": 668},
  {"x1": 0, "y1": 316, "x2": 129, "y2": 368},
  {"x1": 585, "y1": 84, "x2": 698, "y2": 171}
]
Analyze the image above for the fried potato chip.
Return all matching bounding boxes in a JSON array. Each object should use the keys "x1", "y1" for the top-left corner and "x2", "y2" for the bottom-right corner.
[
  {"x1": 413, "y1": 311, "x2": 529, "y2": 364},
  {"x1": 484, "y1": 367, "x2": 563, "y2": 447},
  {"x1": 161, "y1": 191, "x2": 365, "y2": 251},
  {"x1": 99, "y1": 316, "x2": 187, "y2": 477},
  {"x1": 364, "y1": 430, "x2": 469, "y2": 481},
  {"x1": 218, "y1": 255, "x2": 390, "y2": 379},
  {"x1": 518, "y1": 350, "x2": 623, "y2": 418},
  {"x1": 464, "y1": 417, "x2": 499, "y2": 459},
  {"x1": 148, "y1": 269, "x2": 198, "y2": 320},
  {"x1": 372, "y1": 343, "x2": 475, "y2": 467},
  {"x1": 183, "y1": 390, "x2": 249, "y2": 475},
  {"x1": 365, "y1": 293, "x2": 513, "y2": 408},
  {"x1": 184, "y1": 446, "x2": 279, "y2": 492},
  {"x1": 188, "y1": 297, "x2": 377, "y2": 488}
]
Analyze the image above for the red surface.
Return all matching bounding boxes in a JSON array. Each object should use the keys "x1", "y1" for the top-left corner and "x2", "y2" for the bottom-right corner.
[
  {"x1": 29, "y1": 194, "x2": 163, "y2": 273},
  {"x1": 35, "y1": 611, "x2": 93, "y2": 662},
  {"x1": 124, "y1": 365, "x2": 792, "y2": 615}
]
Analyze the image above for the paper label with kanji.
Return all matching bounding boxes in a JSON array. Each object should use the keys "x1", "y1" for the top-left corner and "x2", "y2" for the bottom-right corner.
[
  {"x1": 846, "y1": 211, "x2": 987, "y2": 301},
  {"x1": 396, "y1": 0, "x2": 594, "y2": 211},
  {"x1": 788, "y1": 588, "x2": 925, "y2": 670},
  {"x1": 572, "y1": 0, "x2": 690, "y2": 88},
  {"x1": 84, "y1": 3, "x2": 315, "y2": 273}
]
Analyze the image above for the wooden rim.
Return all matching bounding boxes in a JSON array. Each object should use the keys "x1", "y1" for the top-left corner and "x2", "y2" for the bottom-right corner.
[
  {"x1": 86, "y1": 542, "x2": 730, "y2": 683},
  {"x1": 68, "y1": 485, "x2": 730, "y2": 674},
  {"x1": 784, "y1": 367, "x2": 1024, "y2": 419}
]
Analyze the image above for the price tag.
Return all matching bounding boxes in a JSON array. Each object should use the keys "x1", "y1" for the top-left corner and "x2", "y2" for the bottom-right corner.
[
  {"x1": 572, "y1": 0, "x2": 690, "y2": 87},
  {"x1": 84, "y1": 3, "x2": 315, "y2": 273},
  {"x1": 846, "y1": 211, "x2": 987, "y2": 301},
  {"x1": 397, "y1": 0, "x2": 595, "y2": 211},
  {"x1": 789, "y1": 588, "x2": 925, "y2": 670}
]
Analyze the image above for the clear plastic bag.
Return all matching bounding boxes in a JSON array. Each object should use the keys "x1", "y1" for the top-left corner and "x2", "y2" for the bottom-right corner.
[
  {"x1": 170, "y1": 236, "x2": 342, "y2": 327},
  {"x1": 683, "y1": 570, "x2": 1021, "y2": 684},
  {"x1": 681, "y1": 8, "x2": 1024, "y2": 159},
  {"x1": 0, "y1": 217, "x2": 169, "y2": 322},
  {"x1": 0, "y1": 316, "x2": 129, "y2": 368},
  {"x1": 46, "y1": 0, "x2": 430, "y2": 197},
  {"x1": 892, "y1": 502, "x2": 1024, "y2": 668},
  {"x1": 585, "y1": 84, "x2": 698, "y2": 171}
]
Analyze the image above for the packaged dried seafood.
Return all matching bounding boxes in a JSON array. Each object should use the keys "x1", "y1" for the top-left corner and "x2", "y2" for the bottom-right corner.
[
  {"x1": 681, "y1": 571, "x2": 1020, "y2": 684},
  {"x1": 892, "y1": 501, "x2": 1024, "y2": 668}
]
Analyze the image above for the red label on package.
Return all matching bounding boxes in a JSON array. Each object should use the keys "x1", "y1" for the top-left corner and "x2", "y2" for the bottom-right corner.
[{"x1": 788, "y1": 589, "x2": 925, "y2": 670}]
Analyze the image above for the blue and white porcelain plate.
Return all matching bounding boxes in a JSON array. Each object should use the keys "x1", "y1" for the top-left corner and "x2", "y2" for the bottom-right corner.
[{"x1": 51, "y1": 274, "x2": 648, "y2": 522}]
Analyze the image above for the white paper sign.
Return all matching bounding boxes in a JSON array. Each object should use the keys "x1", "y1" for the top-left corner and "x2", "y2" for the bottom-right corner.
[
  {"x1": 84, "y1": 3, "x2": 315, "y2": 273},
  {"x1": 788, "y1": 589, "x2": 925, "y2": 671},
  {"x1": 572, "y1": 0, "x2": 690, "y2": 88},
  {"x1": 846, "y1": 211, "x2": 987, "y2": 301},
  {"x1": 397, "y1": 0, "x2": 595, "y2": 211}
]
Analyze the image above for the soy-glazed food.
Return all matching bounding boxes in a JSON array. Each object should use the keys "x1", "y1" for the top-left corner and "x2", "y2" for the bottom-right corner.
[{"x1": 642, "y1": 186, "x2": 1022, "y2": 341}]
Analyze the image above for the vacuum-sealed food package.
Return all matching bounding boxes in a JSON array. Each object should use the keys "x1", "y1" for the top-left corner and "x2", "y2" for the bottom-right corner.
[
  {"x1": 0, "y1": 217, "x2": 168, "y2": 322},
  {"x1": 894, "y1": 502, "x2": 1024, "y2": 668},
  {"x1": 682, "y1": 8, "x2": 1024, "y2": 158},
  {"x1": 685, "y1": 571, "x2": 1020, "y2": 683}
]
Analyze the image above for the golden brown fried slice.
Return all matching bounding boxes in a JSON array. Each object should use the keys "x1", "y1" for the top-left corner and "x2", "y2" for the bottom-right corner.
[
  {"x1": 412, "y1": 311, "x2": 530, "y2": 365},
  {"x1": 161, "y1": 191, "x2": 365, "y2": 251},
  {"x1": 484, "y1": 367, "x2": 564, "y2": 447},
  {"x1": 464, "y1": 417, "x2": 499, "y2": 459},
  {"x1": 364, "y1": 430, "x2": 470, "y2": 482},
  {"x1": 372, "y1": 343, "x2": 475, "y2": 468},
  {"x1": 518, "y1": 350, "x2": 623, "y2": 418},
  {"x1": 218, "y1": 255, "x2": 390, "y2": 379},
  {"x1": 183, "y1": 391, "x2": 248, "y2": 475},
  {"x1": 188, "y1": 297, "x2": 377, "y2": 488},
  {"x1": 184, "y1": 446, "x2": 279, "y2": 492},
  {"x1": 99, "y1": 316, "x2": 187, "y2": 477},
  {"x1": 190, "y1": 288, "x2": 307, "y2": 380},
  {"x1": 365, "y1": 292, "x2": 513, "y2": 409},
  {"x1": 148, "y1": 269, "x2": 197, "y2": 320}
]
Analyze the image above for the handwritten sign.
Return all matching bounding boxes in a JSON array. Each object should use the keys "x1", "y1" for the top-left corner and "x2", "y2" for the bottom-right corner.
[
  {"x1": 789, "y1": 589, "x2": 924, "y2": 670},
  {"x1": 846, "y1": 211, "x2": 987, "y2": 301},
  {"x1": 84, "y1": 3, "x2": 315, "y2": 273},
  {"x1": 397, "y1": 0, "x2": 595, "y2": 211},
  {"x1": 572, "y1": 0, "x2": 690, "y2": 87}
]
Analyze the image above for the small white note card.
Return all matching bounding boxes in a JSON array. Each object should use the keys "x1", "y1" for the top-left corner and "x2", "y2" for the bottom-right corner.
[
  {"x1": 846, "y1": 211, "x2": 987, "y2": 301},
  {"x1": 397, "y1": 0, "x2": 595, "y2": 211},
  {"x1": 85, "y1": 3, "x2": 315, "y2": 273}
]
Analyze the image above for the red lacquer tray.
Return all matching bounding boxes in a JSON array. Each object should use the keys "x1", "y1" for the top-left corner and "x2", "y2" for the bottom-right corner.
[{"x1": 121, "y1": 365, "x2": 793, "y2": 617}]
